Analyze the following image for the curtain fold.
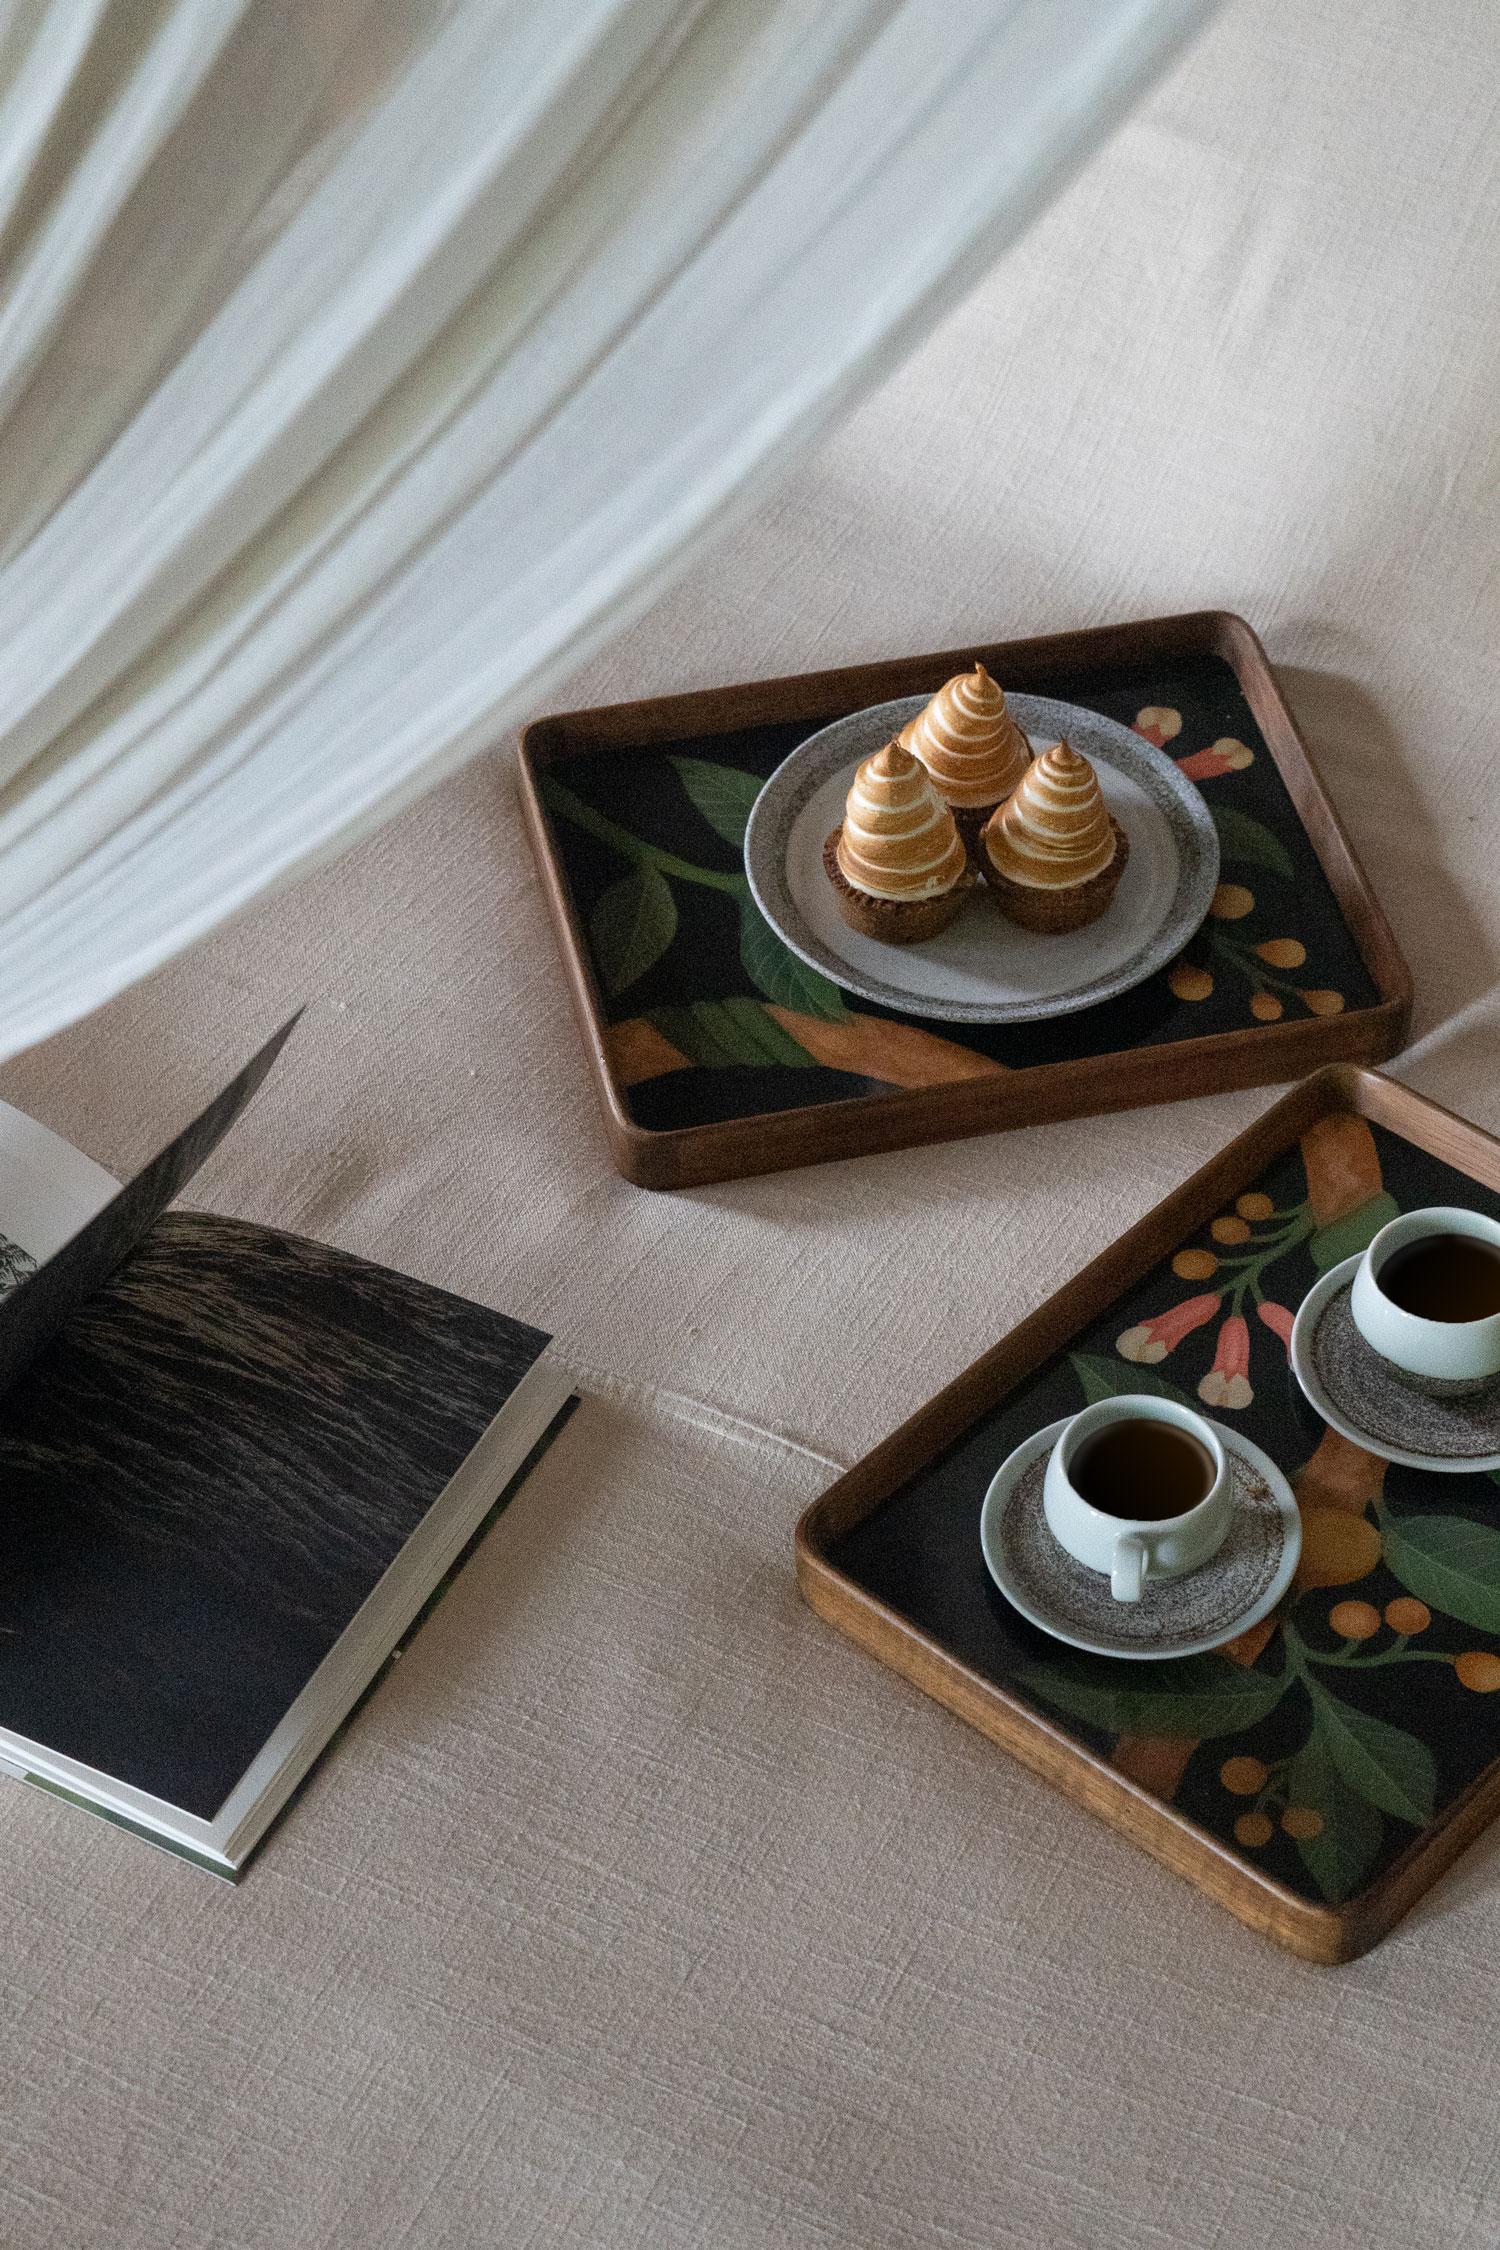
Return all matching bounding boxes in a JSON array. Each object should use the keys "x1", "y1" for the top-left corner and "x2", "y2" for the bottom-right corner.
[{"x1": 0, "y1": 0, "x2": 1217, "y2": 1056}]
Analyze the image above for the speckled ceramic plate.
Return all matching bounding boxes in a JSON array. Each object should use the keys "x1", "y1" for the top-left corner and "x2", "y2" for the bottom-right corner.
[
  {"x1": 1291, "y1": 1256, "x2": 1500, "y2": 1474},
  {"x1": 979, "y1": 1416, "x2": 1301, "y2": 1659},
  {"x1": 743, "y1": 692, "x2": 1219, "y2": 1025}
]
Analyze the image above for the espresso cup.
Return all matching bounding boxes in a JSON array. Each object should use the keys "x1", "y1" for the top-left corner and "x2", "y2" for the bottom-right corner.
[
  {"x1": 1349, "y1": 1206, "x2": 1500, "y2": 1393},
  {"x1": 1042, "y1": 1395, "x2": 1232, "y2": 1604}
]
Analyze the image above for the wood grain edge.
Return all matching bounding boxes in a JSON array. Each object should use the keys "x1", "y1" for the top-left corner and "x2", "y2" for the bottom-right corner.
[
  {"x1": 517, "y1": 616, "x2": 1413, "y2": 1190},
  {"x1": 1207, "y1": 611, "x2": 1413, "y2": 1032},
  {"x1": 795, "y1": 1063, "x2": 1500, "y2": 1963},
  {"x1": 515, "y1": 738, "x2": 668, "y2": 1189},
  {"x1": 793, "y1": 1535, "x2": 1348, "y2": 1962}
]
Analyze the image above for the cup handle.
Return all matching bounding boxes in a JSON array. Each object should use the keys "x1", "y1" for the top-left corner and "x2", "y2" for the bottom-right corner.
[{"x1": 1111, "y1": 1535, "x2": 1147, "y2": 1604}]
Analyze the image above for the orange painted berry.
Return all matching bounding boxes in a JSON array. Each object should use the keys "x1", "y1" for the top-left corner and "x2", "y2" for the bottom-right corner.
[
  {"x1": 1297, "y1": 1509, "x2": 1381, "y2": 1589},
  {"x1": 1210, "y1": 883, "x2": 1255, "y2": 921},
  {"x1": 1173, "y1": 1248, "x2": 1219, "y2": 1281},
  {"x1": 1300, "y1": 989, "x2": 1346, "y2": 1016},
  {"x1": 1211, "y1": 1215, "x2": 1252, "y2": 1245},
  {"x1": 1455, "y1": 1652, "x2": 1500, "y2": 1693},
  {"x1": 1385, "y1": 1598, "x2": 1430, "y2": 1636},
  {"x1": 1281, "y1": 1806, "x2": 1324, "y2": 1841},
  {"x1": 1220, "y1": 1755, "x2": 1268, "y2": 1796},
  {"x1": 1329, "y1": 1600, "x2": 1381, "y2": 1640},
  {"x1": 1236, "y1": 1193, "x2": 1275, "y2": 1222},
  {"x1": 1255, "y1": 938, "x2": 1306, "y2": 969},
  {"x1": 1234, "y1": 1812, "x2": 1274, "y2": 1848},
  {"x1": 1169, "y1": 963, "x2": 1214, "y2": 1002},
  {"x1": 1250, "y1": 992, "x2": 1284, "y2": 1022}
]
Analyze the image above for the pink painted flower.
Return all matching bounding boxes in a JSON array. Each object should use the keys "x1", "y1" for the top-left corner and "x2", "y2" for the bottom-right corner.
[
  {"x1": 1117, "y1": 1292, "x2": 1220, "y2": 1364},
  {"x1": 1134, "y1": 705, "x2": 1182, "y2": 748},
  {"x1": 1198, "y1": 1314, "x2": 1253, "y2": 1409},
  {"x1": 1176, "y1": 737, "x2": 1255, "y2": 782},
  {"x1": 1256, "y1": 1301, "x2": 1295, "y2": 1358}
]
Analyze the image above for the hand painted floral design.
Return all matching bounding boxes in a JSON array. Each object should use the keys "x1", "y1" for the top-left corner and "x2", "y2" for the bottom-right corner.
[
  {"x1": 1134, "y1": 706, "x2": 1253, "y2": 778},
  {"x1": 1172, "y1": 879, "x2": 1347, "y2": 1026},
  {"x1": 1021, "y1": 1117, "x2": 1500, "y2": 1913},
  {"x1": 538, "y1": 680, "x2": 1376, "y2": 1132},
  {"x1": 1115, "y1": 1193, "x2": 1315, "y2": 1408},
  {"x1": 1133, "y1": 706, "x2": 1182, "y2": 747},
  {"x1": 1116, "y1": 1291, "x2": 1219, "y2": 1363},
  {"x1": 1177, "y1": 736, "x2": 1254, "y2": 781},
  {"x1": 1198, "y1": 1313, "x2": 1253, "y2": 1409}
]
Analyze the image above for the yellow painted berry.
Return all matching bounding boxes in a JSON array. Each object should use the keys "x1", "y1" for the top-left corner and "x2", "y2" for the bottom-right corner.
[
  {"x1": 1234, "y1": 1812, "x2": 1274, "y2": 1848},
  {"x1": 1281, "y1": 1806, "x2": 1324, "y2": 1841},
  {"x1": 1211, "y1": 1215, "x2": 1252, "y2": 1245},
  {"x1": 1385, "y1": 1598, "x2": 1430, "y2": 1636},
  {"x1": 1250, "y1": 992, "x2": 1284, "y2": 1022},
  {"x1": 1297, "y1": 1509, "x2": 1382, "y2": 1589},
  {"x1": 1300, "y1": 989, "x2": 1346, "y2": 1016},
  {"x1": 1256, "y1": 938, "x2": 1307, "y2": 969},
  {"x1": 1173, "y1": 1248, "x2": 1219, "y2": 1281},
  {"x1": 1220, "y1": 1755, "x2": 1268, "y2": 1796},
  {"x1": 1236, "y1": 1193, "x2": 1275, "y2": 1222},
  {"x1": 1210, "y1": 883, "x2": 1255, "y2": 921},
  {"x1": 1329, "y1": 1599, "x2": 1381, "y2": 1640},
  {"x1": 1169, "y1": 963, "x2": 1214, "y2": 1002},
  {"x1": 1455, "y1": 1652, "x2": 1500, "y2": 1693}
]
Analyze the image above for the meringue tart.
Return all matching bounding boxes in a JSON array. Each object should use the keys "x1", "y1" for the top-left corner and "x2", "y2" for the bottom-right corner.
[
  {"x1": 900, "y1": 662, "x2": 1031, "y2": 859},
  {"x1": 824, "y1": 737, "x2": 974, "y2": 943},
  {"x1": 980, "y1": 739, "x2": 1129, "y2": 933}
]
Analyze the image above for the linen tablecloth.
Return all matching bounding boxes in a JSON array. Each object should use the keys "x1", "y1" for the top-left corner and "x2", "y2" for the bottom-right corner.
[{"x1": 2, "y1": 0, "x2": 1497, "y2": 2241}]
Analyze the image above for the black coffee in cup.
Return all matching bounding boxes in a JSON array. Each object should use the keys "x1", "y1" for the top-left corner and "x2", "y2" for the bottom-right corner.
[
  {"x1": 1377, "y1": 1234, "x2": 1500, "y2": 1324},
  {"x1": 1069, "y1": 1419, "x2": 1215, "y2": 1521}
]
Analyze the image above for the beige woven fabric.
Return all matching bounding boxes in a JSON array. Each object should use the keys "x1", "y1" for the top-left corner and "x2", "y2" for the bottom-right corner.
[{"x1": 3, "y1": 0, "x2": 1500, "y2": 2241}]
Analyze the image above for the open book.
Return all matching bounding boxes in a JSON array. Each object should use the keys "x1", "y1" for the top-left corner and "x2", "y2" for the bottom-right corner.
[{"x1": 0, "y1": 1020, "x2": 572, "y2": 1875}]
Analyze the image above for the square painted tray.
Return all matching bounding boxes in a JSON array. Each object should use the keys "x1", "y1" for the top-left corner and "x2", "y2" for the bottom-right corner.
[
  {"x1": 797, "y1": 1067, "x2": 1500, "y2": 1962},
  {"x1": 519, "y1": 613, "x2": 1410, "y2": 1188}
]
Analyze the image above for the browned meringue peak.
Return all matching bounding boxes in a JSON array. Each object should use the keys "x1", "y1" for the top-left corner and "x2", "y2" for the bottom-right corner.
[
  {"x1": 899, "y1": 662, "x2": 1031, "y2": 808},
  {"x1": 836, "y1": 738, "x2": 968, "y2": 902},
  {"x1": 982, "y1": 739, "x2": 1116, "y2": 889}
]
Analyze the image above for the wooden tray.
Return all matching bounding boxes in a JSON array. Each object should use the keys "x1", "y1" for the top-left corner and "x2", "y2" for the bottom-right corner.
[
  {"x1": 797, "y1": 1066, "x2": 1500, "y2": 1962},
  {"x1": 519, "y1": 612, "x2": 1410, "y2": 1188}
]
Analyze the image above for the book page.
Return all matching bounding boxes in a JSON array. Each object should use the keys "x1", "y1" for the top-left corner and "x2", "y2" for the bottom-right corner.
[
  {"x1": 0, "y1": 1014, "x2": 299, "y2": 1391},
  {"x1": 0, "y1": 1103, "x2": 119, "y2": 1293}
]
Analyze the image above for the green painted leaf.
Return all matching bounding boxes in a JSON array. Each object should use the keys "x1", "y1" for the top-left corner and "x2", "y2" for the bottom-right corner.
[
  {"x1": 1382, "y1": 1509, "x2": 1500, "y2": 1634},
  {"x1": 590, "y1": 867, "x2": 677, "y2": 997},
  {"x1": 1309, "y1": 1192, "x2": 1400, "y2": 1274},
  {"x1": 671, "y1": 757, "x2": 764, "y2": 848},
  {"x1": 1211, "y1": 804, "x2": 1295, "y2": 882},
  {"x1": 1305, "y1": 1677, "x2": 1435, "y2": 1827},
  {"x1": 738, "y1": 899, "x2": 850, "y2": 1021},
  {"x1": 647, "y1": 998, "x2": 818, "y2": 1069},
  {"x1": 1284, "y1": 1734, "x2": 1385, "y2": 1903},
  {"x1": 1019, "y1": 1653, "x2": 1288, "y2": 1740},
  {"x1": 1070, "y1": 1352, "x2": 1197, "y2": 1411}
]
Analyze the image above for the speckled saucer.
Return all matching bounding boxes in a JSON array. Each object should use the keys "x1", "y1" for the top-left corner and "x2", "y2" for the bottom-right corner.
[
  {"x1": 979, "y1": 1417, "x2": 1300, "y2": 1659},
  {"x1": 1291, "y1": 1255, "x2": 1500, "y2": 1474}
]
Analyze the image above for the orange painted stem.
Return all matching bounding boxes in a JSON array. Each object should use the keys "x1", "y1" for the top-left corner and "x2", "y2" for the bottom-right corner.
[{"x1": 606, "y1": 1007, "x2": 1006, "y2": 1090}]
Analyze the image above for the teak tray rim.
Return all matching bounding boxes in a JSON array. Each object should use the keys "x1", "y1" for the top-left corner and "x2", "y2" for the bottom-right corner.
[
  {"x1": 518, "y1": 611, "x2": 1412, "y2": 1190},
  {"x1": 795, "y1": 1064, "x2": 1500, "y2": 1964}
]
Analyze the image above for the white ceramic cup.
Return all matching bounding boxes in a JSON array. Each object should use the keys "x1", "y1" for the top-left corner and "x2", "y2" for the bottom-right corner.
[
  {"x1": 1349, "y1": 1205, "x2": 1500, "y2": 1390},
  {"x1": 1042, "y1": 1394, "x2": 1232, "y2": 1604}
]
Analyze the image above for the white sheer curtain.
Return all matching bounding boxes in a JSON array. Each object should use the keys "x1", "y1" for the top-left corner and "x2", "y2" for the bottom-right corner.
[{"x1": 0, "y1": 0, "x2": 1215, "y2": 1058}]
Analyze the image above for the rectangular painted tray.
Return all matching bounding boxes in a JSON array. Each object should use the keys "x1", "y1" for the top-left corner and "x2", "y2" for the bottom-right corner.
[
  {"x1": 797, "y1": 1066, "x2": 1500, "y2": 1962},
  {"x1": 519, "y1": 612, "x2": 1410, "y2": 1188}
]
